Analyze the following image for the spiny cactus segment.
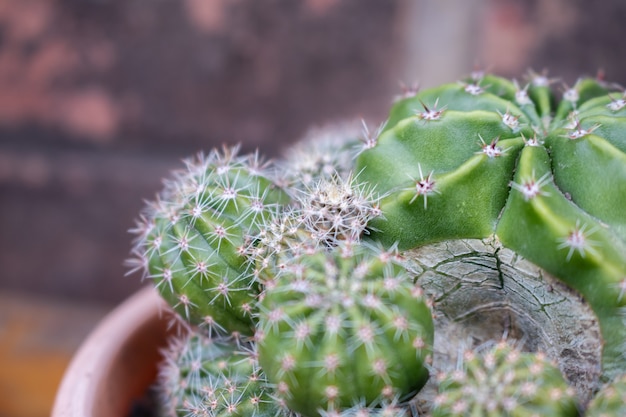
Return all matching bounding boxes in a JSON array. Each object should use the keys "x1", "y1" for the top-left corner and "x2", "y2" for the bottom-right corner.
[
  {"x1": 129, "y1": 146, "x2": 289, "y2": 336},
  {"x1": 355, "y1": 71, "x2": 626, "y2": 380},
  {"x1": 155, "y1": 333, "x2": 286, "y2": 417},
  {"x1": 256, "y1": 243, "x2": 434, "y2": 417},
  {"x1": 280, "y1": 121, "x2": 363, "y2": 191},
  {"x1": 586, "y1": 374, "x2": 626, "y2": 417},
  {"x1": 431, "y1": 342, "x2": 579, "y2": 417}
]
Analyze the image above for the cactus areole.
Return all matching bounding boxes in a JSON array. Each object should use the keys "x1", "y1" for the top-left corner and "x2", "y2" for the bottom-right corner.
[{"x1": 355, "y1": 73, "x2": 626, "y2": 382}]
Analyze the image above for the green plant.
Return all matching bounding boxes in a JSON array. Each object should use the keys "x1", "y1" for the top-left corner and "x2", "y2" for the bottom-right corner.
[
  {"x1": 256, "y1": 243, "x2": 433, "y2": 416},
  {"x1": 431, "y1": 341, "x2": 578, "y2": 416},
  {"x1": 355, "y1": 72, "x2": 626, "y2": 384},
  {"x1": 132, "y1": 72, "x2": 626, "y2": 417},
  {"x1": 129, "y1": 146, "x2": 289, "y2": 337},
  {"x1": 155, "y1": 333, "x2": 283, "y2": 417},
  {"x1": 586, "y1": 374, "x2": 626, "y2": 417}
]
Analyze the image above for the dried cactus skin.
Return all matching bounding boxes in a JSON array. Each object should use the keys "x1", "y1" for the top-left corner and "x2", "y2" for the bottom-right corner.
[
  {"x1": 431, "y1": 342, "x2": 579, "y2": 417},
  {"x1": 131, "y1": 147, "x2": 290, "y2": 335},
  {"x1": 155, "y1": 334, "x2": 285, "y2": 417},
  {"x1": 355, "y1": 73, "x2": 626, "y2": 380},
  {"x1": 585, "y1": 374, "x2": 626, "y2": 417},
  {"x1": 256, "y1": 244, "x2": 434, "y2": 417}
]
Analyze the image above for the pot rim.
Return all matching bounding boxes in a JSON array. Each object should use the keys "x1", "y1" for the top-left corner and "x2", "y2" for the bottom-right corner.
[{"x1": 52, "y1": 285, "x2": 168, "y2": 417}]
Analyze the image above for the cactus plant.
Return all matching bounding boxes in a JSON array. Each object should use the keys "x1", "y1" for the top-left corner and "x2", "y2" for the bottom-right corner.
[
  {"x1": 128, "y1": 146, "x2": 289, "y2": 336},
  {"x1": 127, "y1": 70, "x2": 626, "y2": 417},
  {"x1": 586, "y1": 374, "x2": 626, "y2": 417},
  {"x1": 355, "y1": 72, "x2": 626, "y2": 386},
  {"x1": 431, "y1": 341, "x2": 579, "y2": 417},
  {"x1": 256, "y1": 243, "x2": 434, "y2": 417},
  {"x1": 155, "y1": 333, "x2": 285, "y2": 417}
]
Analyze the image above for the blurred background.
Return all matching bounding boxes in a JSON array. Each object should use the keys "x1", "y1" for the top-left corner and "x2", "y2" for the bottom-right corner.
[{"x1": 1, "y1": 1, "x2": 625, "y2": 416}]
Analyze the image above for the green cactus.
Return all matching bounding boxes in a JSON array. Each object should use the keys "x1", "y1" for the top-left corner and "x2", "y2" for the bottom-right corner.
[
  {"x1": 355, "y1": 72, "x2": 626, "y2": 382},
  {"x1": 129, "y1": 146, "x2": 289, "y2": 336},
  {"x1": 155, "y1": 333, "x2": 286, "y2": 417},
  {"x1": 585, "y1": 374, "x2": 626, "y2": 417},
  {"x1": 431, "y1": 341, "x2": 579, "y2": 417},
  {"x1": 256, "y1": 243, "x2": 434, "y2": 417}
]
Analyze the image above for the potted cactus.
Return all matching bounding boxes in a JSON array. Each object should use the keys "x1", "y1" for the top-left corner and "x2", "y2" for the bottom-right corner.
[{"x1": 54, "y1": 72, "x2": 626, "y2": 417}]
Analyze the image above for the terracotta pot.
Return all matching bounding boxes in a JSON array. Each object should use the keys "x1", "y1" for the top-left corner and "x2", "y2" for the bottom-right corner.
[{"x1": 52, "y1": 286, "x2": 171, "y2": 417}]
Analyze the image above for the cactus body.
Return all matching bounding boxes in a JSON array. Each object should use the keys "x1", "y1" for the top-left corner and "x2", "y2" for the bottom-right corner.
[
  {"x1": 156, "y1": 334, "x2": 284, "y2": 417},
  {"x1": 355, "y1": 73, "x2": 626, "y2": 379},
  {"x1": 431, "y1": 342, "x2": 579, "y2": 417},
  {"x1": 585, "y1": 374, "x2": 626, "y2": 417},
  {"x1": 130, "y1": 147, "x2": 289, "y2": 335},
  {"x1": 256, "y1": 244, "x2": 434, "y2": 417}
]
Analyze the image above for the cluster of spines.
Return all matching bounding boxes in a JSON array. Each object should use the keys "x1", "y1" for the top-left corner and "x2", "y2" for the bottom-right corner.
[
  {"x1": 128, "y1": 146, "x2": 289, "y2": 336},
  {"x1": 155, "y1": 333, "x2": 287, "y2": 417},
  {"x1": 255, "y1": 243, "x2": 434, "y2": 417},
  {"x1": 279, "y1": 121, "x2": 363, "y2": 191},
  {"x1": 431, "y1": 341, "x2": 578, "y2": 417}
]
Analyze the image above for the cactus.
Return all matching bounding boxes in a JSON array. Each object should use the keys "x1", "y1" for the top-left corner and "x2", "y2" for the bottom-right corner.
[
  {"x1": 129, "y1": 146, "x2": 289, "y2": 336},
  {"x1": 279, "y1": 121, "x2": 363, "y2": 191},
  {"x1": 255, "y1": 243, "x2": 434, "y2": 417},
  {"x1": 586, "y1": 374, "x2": 626, "y2": 417},
  {"x1": 355, "y1": 72, "x2": 626, "y2": 384},
  {"x1": 155, "y1": 333, "x2": 286, "y2": 417},
  {"x1": 131, "y1": 71, "x2": 626, "y2": 417},
  {"x1": 431, "y1": 341, "x2": 579, "y2": 417}
]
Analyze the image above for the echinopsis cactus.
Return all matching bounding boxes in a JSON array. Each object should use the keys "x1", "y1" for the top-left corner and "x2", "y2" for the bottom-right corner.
[
  {"x1": 355, "y1": 71, "x2": 626, "y2": 382},
  {"x1": 130, "y1": 71, "x2": 626, "y2": 417},
  {"x1": 432, "y1": 341, "x2": 578, "y2": 416},
  {"x1": 128, "y1": 146, "x2": 289, "y2": 336},
  {"x1": 256, "y1": 243, "x2": 433, "y2": 417},
  {"x1": 156, "y1": 333, "x2": 288, "y2": 417}
]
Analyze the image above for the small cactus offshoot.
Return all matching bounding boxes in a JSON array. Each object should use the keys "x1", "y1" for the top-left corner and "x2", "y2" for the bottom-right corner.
[
  {"x1": 256, "y1": 243, "x2": 434, "y2": 417},
  {"x1": 155, "y1": 333, "x2": 285, "y2": 417},
  {"x1": 431, "y1": 342, "x2": 579, "y2": 417},
  {"x1": 129, "y1": 146, "x2": 289, "y2": 336},
  {"x1": 585, "y1": 374, "x2": 626, "y2": 417}
]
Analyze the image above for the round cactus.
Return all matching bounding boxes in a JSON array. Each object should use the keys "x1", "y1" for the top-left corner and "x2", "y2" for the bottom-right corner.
[
  {"x1": 431, "y1": 341, "x2": 579, "y2": 417},
  {"x1": 155, "y1": 333, "x2": 285, "y2": 417},
  {"x1": 585, "y1": 374, "x2": 626, "y2": 417},
  {"x1": 255, "y1": 243, "x2": 434, "y2": 417},
  {"x1": 355, "y1": 72, "x2": 626, "y2": 381},
  {"x1": 280, "y1": 121, "x2": 364, "y2": 191},
  {"x1": 129, "y1": 146, "x2": 289, "y2": 336}
]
